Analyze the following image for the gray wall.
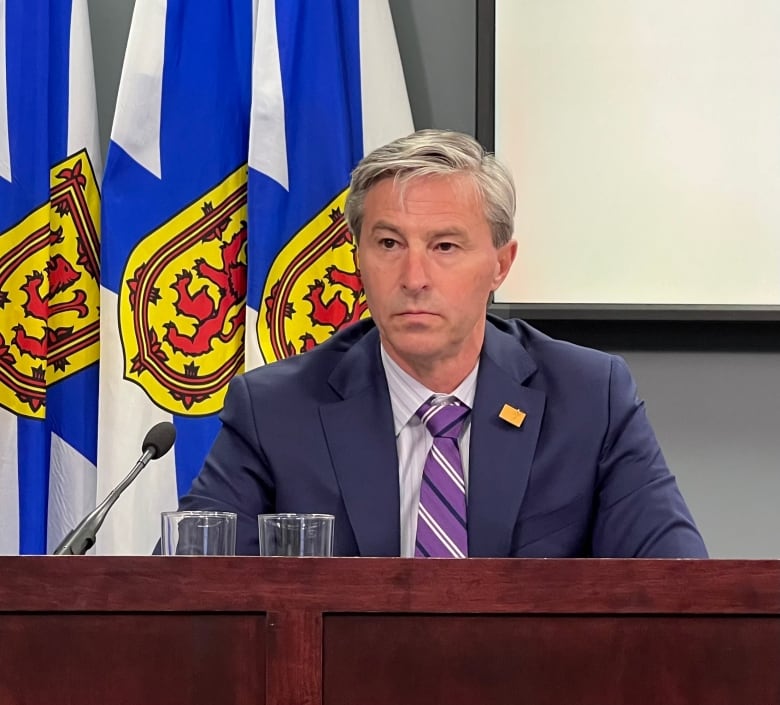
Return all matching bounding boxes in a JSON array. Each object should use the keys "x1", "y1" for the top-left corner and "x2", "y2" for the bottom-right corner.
[
  {"x1": 88, "y1": 0, "x2": 133, "y2": 155},
  {"x1": 90, "y1": 0, "x2": 779, "y2": 558}
]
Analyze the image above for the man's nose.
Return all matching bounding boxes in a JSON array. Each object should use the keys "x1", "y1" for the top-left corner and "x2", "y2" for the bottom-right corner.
[{"x1": 400, "y1": 248, "x2": 430, "y2": 292}]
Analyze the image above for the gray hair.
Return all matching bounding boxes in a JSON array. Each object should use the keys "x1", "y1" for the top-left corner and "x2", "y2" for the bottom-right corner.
[{"x1": 344, "y1": 129, "x2": 516, "y2": 248}]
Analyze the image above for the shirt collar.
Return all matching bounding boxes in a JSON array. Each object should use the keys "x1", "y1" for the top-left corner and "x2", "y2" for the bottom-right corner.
[{"x1": 380, "y1": 344, "x2": 480, "y2": 435}]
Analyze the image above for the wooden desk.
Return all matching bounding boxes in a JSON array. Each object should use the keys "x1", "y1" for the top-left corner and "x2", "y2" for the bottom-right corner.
[{"x1": 0, "y1": 558, "x2": 777, "y2": 704}]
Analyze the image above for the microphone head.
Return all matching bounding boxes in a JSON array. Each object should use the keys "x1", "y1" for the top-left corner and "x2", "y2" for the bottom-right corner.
[{"x1": 142, "y1": 421, "x2": 177, "y2": 460}]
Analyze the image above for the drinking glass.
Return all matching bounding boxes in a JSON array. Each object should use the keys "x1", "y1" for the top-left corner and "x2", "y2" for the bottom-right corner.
[
  {"x1": 258, "y1": 513, "x2": 334, "y2": 556},
  {"x1": 161, "y1": 511, "x2": 237, "y2": 555}
]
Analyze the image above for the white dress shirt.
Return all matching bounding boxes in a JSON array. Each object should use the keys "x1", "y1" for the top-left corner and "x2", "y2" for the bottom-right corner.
[{"x1": 380, "y1": 345, "x2": 479, "y2": 557}]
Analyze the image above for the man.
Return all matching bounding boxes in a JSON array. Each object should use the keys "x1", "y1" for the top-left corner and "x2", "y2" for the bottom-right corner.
[{"x1": 178, "y1": 129, "x2": 707, "y2": 558}]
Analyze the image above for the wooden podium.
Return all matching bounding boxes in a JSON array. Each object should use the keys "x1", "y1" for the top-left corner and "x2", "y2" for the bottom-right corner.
[{"x1": 0, "y1": 558, "x2": 778, "y2": 704}]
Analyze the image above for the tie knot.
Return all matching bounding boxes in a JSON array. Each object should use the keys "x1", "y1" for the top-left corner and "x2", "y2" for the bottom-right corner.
[{"x1": 416, "y1": 397, "x2": 470, "y2": 439}]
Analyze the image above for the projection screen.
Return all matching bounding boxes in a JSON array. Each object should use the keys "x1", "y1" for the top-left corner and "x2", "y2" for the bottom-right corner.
[{"x1": 490, "y1": 0, "x2": 780, "y2": 317}]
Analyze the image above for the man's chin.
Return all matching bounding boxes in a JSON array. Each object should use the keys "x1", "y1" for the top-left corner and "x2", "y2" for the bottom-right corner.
[{"x1": 383, "y1": 335, "x2": 446, "y2": 365}]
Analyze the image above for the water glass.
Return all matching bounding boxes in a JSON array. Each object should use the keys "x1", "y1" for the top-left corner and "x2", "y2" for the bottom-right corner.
[
  {"x1": 161, "y1": 511, "x2": 237, "y2": 555},
  {"x1": 258, "y1": 513, "x2": 334, "y2": 556}
]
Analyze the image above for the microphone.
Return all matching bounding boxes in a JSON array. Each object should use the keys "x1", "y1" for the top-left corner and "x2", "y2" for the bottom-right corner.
[{"x1": 53, "y1": 421, "x2": 177, "y2": 556}]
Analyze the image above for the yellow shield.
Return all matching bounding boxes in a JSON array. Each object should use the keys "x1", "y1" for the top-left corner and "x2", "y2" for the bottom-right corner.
[
  {"x1": 258, "y1": 188, "x2": 368, "y2": 362},
  {"x1": 0, "y1": 150, "x2": 100, "y2": 418},
  {"x1": 119, "y1": 164, "x2": 247, "y2": 415}
]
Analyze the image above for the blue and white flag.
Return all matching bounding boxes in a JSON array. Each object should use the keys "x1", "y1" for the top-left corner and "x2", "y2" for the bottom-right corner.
[
  {"x1": 0, "y1": 0, "x2": 101, "y2": 554},
  {"x1": 246, "y1": 0, "x2": 412, "y2": 368},
  {"x1": 98, "y1": 0, "x2": 253, "y2": 554},
  {"x1": 98, "y1": 0, "x2": 411, "y2": 554}
]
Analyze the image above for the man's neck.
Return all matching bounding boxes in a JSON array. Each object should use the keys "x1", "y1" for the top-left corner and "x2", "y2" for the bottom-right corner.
[{"x1": 381, "y1": 345, "x2": 481, "y2": 394}]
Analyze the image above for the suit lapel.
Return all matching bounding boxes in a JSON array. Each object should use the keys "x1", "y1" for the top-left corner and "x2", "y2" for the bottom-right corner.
[
  {"x1": 468, "y1": 324, "x2": 545, "y2": 556},
  {"x1": 318, "y1": 320, "x2": 545, "y2": 557},
  {"x1": 320, "y1": 329, "x2": 400, "y2": 556}
]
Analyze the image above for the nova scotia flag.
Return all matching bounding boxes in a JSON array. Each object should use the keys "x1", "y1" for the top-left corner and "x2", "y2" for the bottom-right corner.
[
  {"x1": 98, "y1": 0, "x2": 411, "y2": 553},
  {"x1": 0, "y1": 0, "x2": 101, "y2": 554},
  {"x1": 98, "y1": 0, "x2": 253, "y2": 554},
  {"x1": 246, "y1": 1, "x2": 412, "y2": 368}
]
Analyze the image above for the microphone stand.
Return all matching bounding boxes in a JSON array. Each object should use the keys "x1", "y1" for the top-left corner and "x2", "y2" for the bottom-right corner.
[{"x1": 53, "y1": 447, "x2": 156, "y2": 556}]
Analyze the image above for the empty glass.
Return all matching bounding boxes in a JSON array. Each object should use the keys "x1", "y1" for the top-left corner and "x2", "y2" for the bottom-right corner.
[
  {"x1": 258, "y1": 513, "x2": 334, "y2": 556},
  {"x1": 161, "y1": 511, "x2": 237, "y2": 555}
]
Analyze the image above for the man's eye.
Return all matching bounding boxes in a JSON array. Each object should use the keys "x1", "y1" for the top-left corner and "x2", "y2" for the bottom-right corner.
[
  {"x1": 437, "y1": 242, "x2": 456, "y2": 252},
  {"x1": 380, "y1": 238, "x2": 397, "y2": 249}
]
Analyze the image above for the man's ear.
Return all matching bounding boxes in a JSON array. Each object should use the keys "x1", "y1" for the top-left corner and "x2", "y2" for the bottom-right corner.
[{"x1": 492, "y1": 239, "x2": 518, "y2": 290}]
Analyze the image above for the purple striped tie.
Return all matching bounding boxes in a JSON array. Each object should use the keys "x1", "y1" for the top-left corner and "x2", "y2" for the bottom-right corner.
[{"x1": 415, "y1": 398, "x2": 470, "y2": 558}]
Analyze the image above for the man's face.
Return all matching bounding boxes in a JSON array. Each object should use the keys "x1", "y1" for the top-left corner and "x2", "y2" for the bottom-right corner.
[{"x1": 357, "y1": 174, "x2": 517, "y2": 381}]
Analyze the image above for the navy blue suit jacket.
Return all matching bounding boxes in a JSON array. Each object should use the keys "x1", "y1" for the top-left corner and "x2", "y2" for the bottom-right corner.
[{"x1": 179, "y1": 316, "x2": 707, "y2": 557}]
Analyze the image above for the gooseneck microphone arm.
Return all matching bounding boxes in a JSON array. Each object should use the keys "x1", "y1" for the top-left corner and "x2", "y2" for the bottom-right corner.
[
  {"x1": 53, "y1": 448, "x2": 155, "y2": 556},
  {"x1": 53, "y1": 422, "x2": 176, "y2": 556}
]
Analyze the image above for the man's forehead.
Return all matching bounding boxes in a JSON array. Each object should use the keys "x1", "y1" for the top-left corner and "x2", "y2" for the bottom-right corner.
[{"x1": 367, "y1": 172, "x2": 482, "y2": 208}]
